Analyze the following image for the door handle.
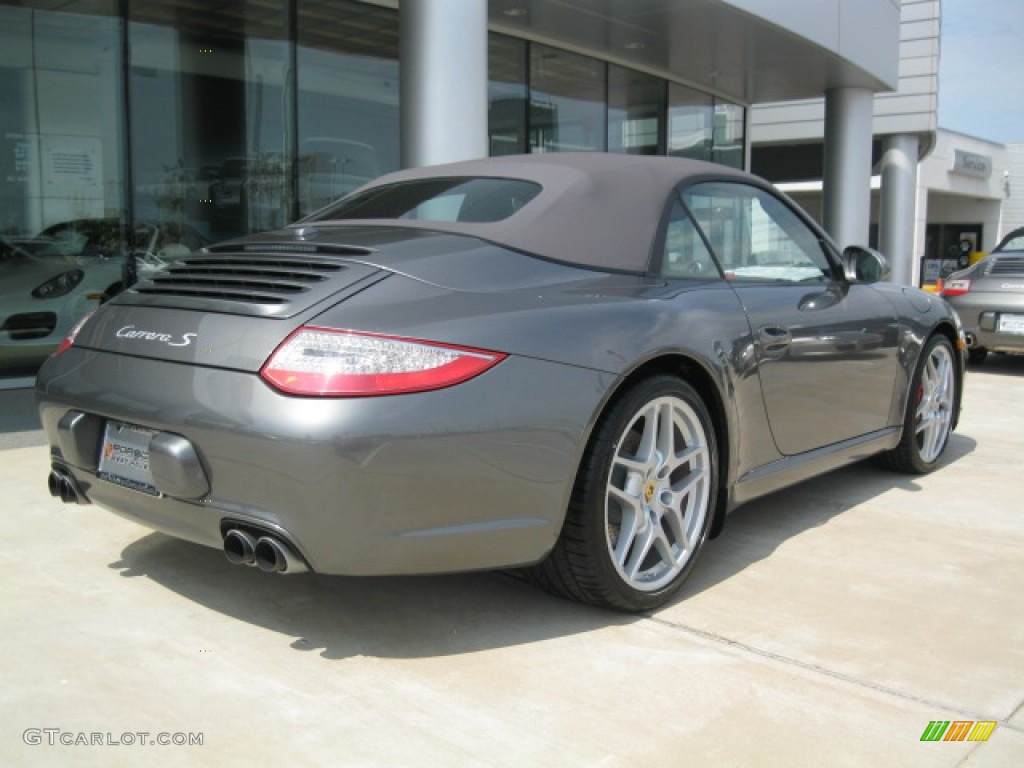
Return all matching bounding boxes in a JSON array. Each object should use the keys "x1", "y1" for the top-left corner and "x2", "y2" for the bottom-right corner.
[{"x1": 759, "y1": 326, "x2": 792, "y2": 354}]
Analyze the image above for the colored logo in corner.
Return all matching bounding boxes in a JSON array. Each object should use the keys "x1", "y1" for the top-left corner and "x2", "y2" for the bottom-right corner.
[{"x1": 920, "y1": 720, "x2": 996, "y2": 742}]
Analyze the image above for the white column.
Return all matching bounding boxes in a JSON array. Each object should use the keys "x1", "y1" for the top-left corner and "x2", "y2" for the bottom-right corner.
[
  {"x1": 399, "y1": 0, "x2": 489, "y2": 169},
  {"x1": 878, "y1": 133, "x2": 920, "y2": 285},
  {"x1": 822, "y1": 87, "x2": 875, "y2": 251}
]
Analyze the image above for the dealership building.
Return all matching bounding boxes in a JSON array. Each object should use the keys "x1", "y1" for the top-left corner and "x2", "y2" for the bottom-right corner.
[
  {"x1": 0, "y1": 0, "x2": 1015, "y2": 379},
  {"x1": 750, "y1": 0, "x2": 1013, "y2": 286}
]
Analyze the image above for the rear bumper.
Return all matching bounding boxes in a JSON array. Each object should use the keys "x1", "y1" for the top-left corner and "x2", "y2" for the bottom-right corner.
[
  {"x1": 966, "y1": 329, "x2": 1024, "y2": 354},
  {"x1": 950, "y1": 298, "x2": 1024, "y2": 354},
  {"x1": 37, "y1": 347, "x2": 611, "y2": 575}
]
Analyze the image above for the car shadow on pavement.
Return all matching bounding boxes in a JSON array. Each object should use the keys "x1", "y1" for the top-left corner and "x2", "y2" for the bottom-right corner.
[
  {"x1": 110, "y1": 533, "x2": 633, "y2": 660},
  {"x1": 107, "y1": 434, "x2": 976, "y2": 658},
  {"x1": 967, "y1": 353, "x2": 1024, "y2": 376},
  {"x1": 677, "y1": 432, "x2": 977, "y2": 604}
]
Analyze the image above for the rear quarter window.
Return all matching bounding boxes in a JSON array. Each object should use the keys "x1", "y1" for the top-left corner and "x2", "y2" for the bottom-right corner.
[{"x1": 309, "y1": 177, "x2": 542, "y2": 223}]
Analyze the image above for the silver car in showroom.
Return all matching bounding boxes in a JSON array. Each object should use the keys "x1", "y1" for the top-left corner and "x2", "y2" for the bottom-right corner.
[
  {"x1": 2, "y1": 220, "x2": 205, "y2": 374},
  {"x1": 941, "y1": 227, "x2": 1024, "y2": 364},
  {"x1": 1, "y1": 235, "x2": 122, "y2": 375},
  {"x1": 36, "y1": 154, "x2": 966, "y2": 612}
]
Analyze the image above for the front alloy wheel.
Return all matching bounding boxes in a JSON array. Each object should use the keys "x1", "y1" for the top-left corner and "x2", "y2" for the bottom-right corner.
[
  {"x1": 880, "y1": 334, "x2": 958, "y2": 473},
  {"x1": 915, "y1": 340, "x2": 956, "y2": 464},
  {"x1": 534, "y1": 376, "x2": 717, "y2": 612}
]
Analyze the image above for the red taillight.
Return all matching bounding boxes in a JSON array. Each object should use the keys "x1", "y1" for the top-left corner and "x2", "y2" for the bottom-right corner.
[
  {"x1": 941, "y1": 279, "x2": 971, "y2": 298},
  {"x1": 54, "y1": 310, "x2": 98, "y2": 355},
  {"x1": 260, "y1": 327, "x2": 507, "y2": 396}
]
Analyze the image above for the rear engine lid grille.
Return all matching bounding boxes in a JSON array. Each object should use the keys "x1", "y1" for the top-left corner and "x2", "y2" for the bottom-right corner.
[
  {"x1": 203, "y1": 242, "x2": 371, "y2": 258},
  {"x1": 988, "y1": 255, "x2": 1024, "y2": 276},
  {"x1": 122, "y1": 245, "x2": 382, "y2": 318}
]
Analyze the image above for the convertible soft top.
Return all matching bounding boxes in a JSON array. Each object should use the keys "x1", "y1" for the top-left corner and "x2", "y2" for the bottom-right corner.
[{"x1": 300, "y1": 152, "x2": 754, "y2": 272}]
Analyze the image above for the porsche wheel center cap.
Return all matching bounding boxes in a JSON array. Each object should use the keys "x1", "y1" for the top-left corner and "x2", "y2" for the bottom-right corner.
[{"x1": 643, "y1": 481, "x2": 656, "y2": 504}]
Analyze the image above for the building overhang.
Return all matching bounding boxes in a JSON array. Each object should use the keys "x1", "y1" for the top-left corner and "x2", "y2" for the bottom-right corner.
[{"x1": 488, "y1": 0, "x2": 900, "y2": 105}]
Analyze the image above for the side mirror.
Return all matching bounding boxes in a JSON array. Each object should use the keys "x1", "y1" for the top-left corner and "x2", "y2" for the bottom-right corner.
[{"x1": 842, "y1": 245, "x2": 890, "y2": 283}]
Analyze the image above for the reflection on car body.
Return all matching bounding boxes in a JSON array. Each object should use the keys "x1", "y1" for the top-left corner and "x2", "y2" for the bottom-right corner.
[{"x1": 36, "y1": 154, "x2": 966, "y2": 611}]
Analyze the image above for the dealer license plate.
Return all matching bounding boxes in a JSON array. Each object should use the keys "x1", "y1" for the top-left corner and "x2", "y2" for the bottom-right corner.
[
  {"x1": 998, "y1": 313, "x2": 1024, "y2": 335},
  {"x1": 98, "y1": 421, "x2": 158, "y2": 495}
]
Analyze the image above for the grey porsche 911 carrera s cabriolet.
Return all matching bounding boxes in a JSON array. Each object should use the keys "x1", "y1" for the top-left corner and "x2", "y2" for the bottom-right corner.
[{"x1": 36, "y1": 153, "x2": 966, "y2": 611}]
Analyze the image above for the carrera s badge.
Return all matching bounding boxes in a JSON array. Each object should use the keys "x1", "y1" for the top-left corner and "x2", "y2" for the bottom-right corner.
[{"x1": 116, "y1": 325, "x2": 197, "y2": 347}]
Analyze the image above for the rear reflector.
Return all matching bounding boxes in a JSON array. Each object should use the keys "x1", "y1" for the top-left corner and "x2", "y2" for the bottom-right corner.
[{"x1": 260, "y1": 327, "x2": 506, "y2": 396}]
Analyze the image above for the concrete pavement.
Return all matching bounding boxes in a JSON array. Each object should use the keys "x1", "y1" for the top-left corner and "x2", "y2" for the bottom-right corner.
[{"x1": 1, "y1": 357, "x2": 1022, "y2": 767}]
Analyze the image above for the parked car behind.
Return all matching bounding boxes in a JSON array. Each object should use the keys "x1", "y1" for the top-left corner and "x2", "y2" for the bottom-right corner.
[{"x1": 941, "y1": 227, "x2": 1024, "y2": 363}]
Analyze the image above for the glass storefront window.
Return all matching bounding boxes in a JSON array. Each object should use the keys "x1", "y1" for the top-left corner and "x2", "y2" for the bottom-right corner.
[
  {"x1": 1, "y1": 2, "x2": 125, "y2": 377},
  {"x1": 608, "y1": 65, "x2": 664, "y2": 156},
  {"x1": 0, "y1": 4, "x2": 124, "y2": 237},
  {"x1": 488, "y1": 34, "x2": 528, "y2": 156},
  {"x1": 668, "y1": 83, "x2": 713, "y2": 161},
  {"x1": 529, "y1": 45, "x2": 606, "y2": 153},
  {"x1": 486, "y1": 36, "x2": 747, "y2": 168},
  {"x1": 129, "y1": 1, "x2": 291, "y2": 244},
  {"x1": 297, "y1": 1, "x2": 399, "y2": 216},
  {"x1": 2, "y1": 6, "x2": 748, "y2": 380},
  {"x1": 713, "y1": 101, "x2": 746, "y2": 169}
]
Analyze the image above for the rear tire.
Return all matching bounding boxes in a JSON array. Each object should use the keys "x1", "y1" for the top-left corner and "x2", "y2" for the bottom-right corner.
[
  {"x1": 967, "y1": 347, "x2": 987, "y2": 364},
  {"x1": 532, "y1": 376, "x2": 717, "y2": 612},
  {"x1": 878, "y1": 335, "x2": 957, "y2": 474}
]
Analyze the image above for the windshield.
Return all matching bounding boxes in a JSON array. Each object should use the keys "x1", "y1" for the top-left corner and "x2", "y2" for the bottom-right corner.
[{"x1": 305, "y1": 177, "x2": 542, "y2": 224}]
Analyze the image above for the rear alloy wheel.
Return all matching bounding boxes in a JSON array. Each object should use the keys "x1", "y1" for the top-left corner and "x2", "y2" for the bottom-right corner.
[
  {"x1": 880, "y1": 335, "x2": 957, "y2": 474},
  {"x1": 535, "y1": 376, "x2": 717, "y2": 612}
]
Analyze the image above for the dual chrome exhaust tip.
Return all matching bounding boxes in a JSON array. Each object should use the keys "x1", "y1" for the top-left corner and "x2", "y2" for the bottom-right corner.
[
  {"x1": 223, "y1": 528, "x2": 308, "y2": 574},
  {"x1": 47, "y1": 468, "x2": 307, "y2": 575},
  {"x1": 48, "y1": 468, "x2": 89, "y2": 505}
]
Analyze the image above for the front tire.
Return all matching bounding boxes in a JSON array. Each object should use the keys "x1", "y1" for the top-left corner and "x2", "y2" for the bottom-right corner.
[
  {"x1": 534, "y1": 376, "x2": 717, "y2": 612},
  {"x1": 879, "y1": 334, "x2": 958, "y2": 474}
]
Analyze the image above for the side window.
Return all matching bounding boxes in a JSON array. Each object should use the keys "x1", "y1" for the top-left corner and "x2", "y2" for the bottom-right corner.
[
  {"x1": 682, "y1": 182, "x2": 832, "y2": 283},
  {"x1": 661, "y1": 196, "x2": 719, "y2": 279}
]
